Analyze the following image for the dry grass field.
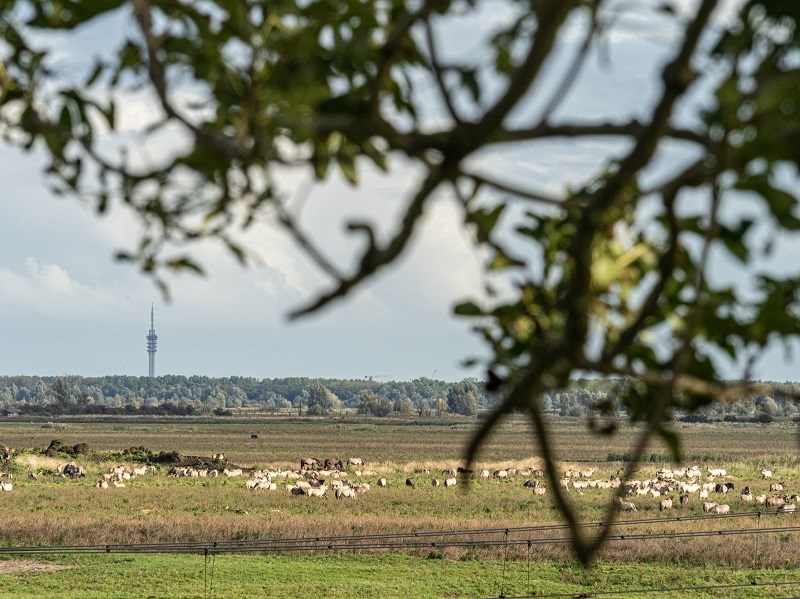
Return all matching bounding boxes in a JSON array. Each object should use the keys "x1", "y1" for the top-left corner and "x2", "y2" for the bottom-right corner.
[
  {"x1": 1, "y1": 416, "x2": 799, "y2": 597},
  {"x1": 2, "y1": 414, "x2": 797, "y2": 465}
]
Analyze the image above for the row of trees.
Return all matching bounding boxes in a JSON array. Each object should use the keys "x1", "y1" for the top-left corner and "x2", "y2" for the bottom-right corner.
[
  {"x1": 0, "y1": 375, "x2": 794, "y2": 421},
  {"x1": 0, "y1": 375, "x2": 487, "y2": 417}
]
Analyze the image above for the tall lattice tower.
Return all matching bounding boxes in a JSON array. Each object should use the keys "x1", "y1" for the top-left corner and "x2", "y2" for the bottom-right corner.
[{"x1": 146, "y1": 304, "x2": 158, "y2": 377}]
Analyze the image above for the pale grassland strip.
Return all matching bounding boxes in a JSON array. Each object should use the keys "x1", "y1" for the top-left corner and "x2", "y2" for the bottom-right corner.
[{"x1": 1, "y1": 518, "x2": 799, "y2": 555}]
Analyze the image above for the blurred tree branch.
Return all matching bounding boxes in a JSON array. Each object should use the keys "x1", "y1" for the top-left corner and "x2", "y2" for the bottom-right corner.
[{"x1": 3, "y1": 0, "x2": 800, "y2": 565}]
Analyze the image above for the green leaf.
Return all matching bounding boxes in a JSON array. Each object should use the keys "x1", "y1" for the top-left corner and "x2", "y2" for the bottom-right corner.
[
  {"x1": 718, "y1": 220, "x2": 753, "y2": 262},
  {"x1": 85, "y1": 60, "x2": 104, "y2": 87},
  {"x1": 165, "y1": 257, "x2": 204, "y2": 275},
  {"x1": 313, "y1": 155, "x2": 330, "y2": 180},
  {"x1": 469, "y1": 204, "x2": 505, "y2": 243},
  {"x1": 338, "y1": 154, "x2": 358, "y2": 185},
  {"x1": 453, "y1": 301, "x2": 483, "y2": 317},
  {"x1": 488, "y1": 251, "x2": 524, "y2": 271},
  {"x1": 458, "y1": 68, "x2": 481, "y2": 104},
  {"x1": 362, "y1": 139, "x2": 388, "y2": 172}
]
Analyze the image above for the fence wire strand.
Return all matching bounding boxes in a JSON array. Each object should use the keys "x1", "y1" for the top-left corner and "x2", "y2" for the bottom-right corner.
[
  {"x1": 1, "y1": 508, "x2": 796, "y2": 598},
  {"x1": 0, "y1": 509, "x2": 792, "y2": 556}
]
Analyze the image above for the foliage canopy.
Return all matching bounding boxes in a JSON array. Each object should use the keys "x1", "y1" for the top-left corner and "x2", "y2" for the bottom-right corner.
[{"x1": 3, "y1": 0, "x2": 800, "y2": 563}]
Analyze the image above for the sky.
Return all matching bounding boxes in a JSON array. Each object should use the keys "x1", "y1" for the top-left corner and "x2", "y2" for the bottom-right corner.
[{"x1": 2, "y1": 0, "x2": 798, "y2": 382}]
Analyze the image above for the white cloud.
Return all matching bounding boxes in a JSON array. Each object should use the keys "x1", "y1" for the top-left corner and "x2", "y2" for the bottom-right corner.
[{"x1": 0, "y1": 257, "x2": 118, "y2": 318}]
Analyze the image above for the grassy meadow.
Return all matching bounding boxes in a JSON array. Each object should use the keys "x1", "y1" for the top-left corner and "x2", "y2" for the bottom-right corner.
[{"x1": 1, "y1": 415, "x2": 800, "y2": 597}]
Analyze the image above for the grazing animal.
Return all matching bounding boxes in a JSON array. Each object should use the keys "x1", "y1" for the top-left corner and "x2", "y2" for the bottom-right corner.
[
  {"x1": 377, "y1": 478, "x2": 387, "y2": 487},
  {"x1": 769, "y1": 482, "x2": 785, "y2": 492},
  {"x1": 679, "y1": 494, "x2": 689, "y2": 506},
  {"x1": 0, "y1": 481, "x2": 12, "y2": 492},
  {"x1": 305, "y1": 485, "x2": 327, "y2": 498},
  {"x1": 431, "y1": 478, "x2": 440, "y2": 487},
  {"x1": 335, "y1": 487, "x2": 356, "y2": 499},
  {"x1": 324, "y1": 458, "x2": 343, "y2": 471},
  {"x1": 300, "y1": 457, "x2": 320, "y2": 470},
  {"x1": 523, "y1": 479, "x2": 538, "y2": 488},
  {"x1": 444, "y1": 477, "x2": 457, "y2": 487},
  {"x1": 712, "y1": 504, "x2": 730, "y2": 514},
  {"x1": 533, "y1": 486, "x2": 547, "y2": 496},
  {"x1": 616, "y1": 499, "x2": 637, "y2": 512},
  {"x1": 702, "y1": 502, "x2": 718, "y2": 513},
  {"x1": 659, "y1": 497, "x2": 673, "y2": 511},
  {"x1": 347, "y1": 458, "x2": 364, "y2": 467},
  {"x1": 405, "y1": 478, "x2": 415, "y2": 488},
  {"x1": 761, "y1": 469, "x2": 773, "y2": 479},
  {"x1": 63, "y1": 463, "x2": 85, "y2": 479}
]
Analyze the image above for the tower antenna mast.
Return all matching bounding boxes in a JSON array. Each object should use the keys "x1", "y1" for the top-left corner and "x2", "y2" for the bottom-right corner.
[{"x1": 146, "y1": 304, "x2": 158, "y2": 377}]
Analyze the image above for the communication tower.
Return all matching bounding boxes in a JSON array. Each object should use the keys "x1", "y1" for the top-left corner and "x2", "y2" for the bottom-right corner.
[{"x1": 147, "y1": 304, "x2": 158, "y2": 377}]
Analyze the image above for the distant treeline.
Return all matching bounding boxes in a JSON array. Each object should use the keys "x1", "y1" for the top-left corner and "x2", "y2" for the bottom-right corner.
[
  {"x1": 0, "y1": 375, "x2": 485, "y2": 417},
  {"x1": 0, "y1": 375, "x2": 795, "y2": 421}
]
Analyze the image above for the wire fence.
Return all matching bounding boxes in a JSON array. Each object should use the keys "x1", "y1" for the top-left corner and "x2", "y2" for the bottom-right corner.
[
  {"x1": 2, "y1": 508, "x2": 798, "y2": 598},
  {"x1": 0, "y1": 507, "x2": 794, "y2": 556}
]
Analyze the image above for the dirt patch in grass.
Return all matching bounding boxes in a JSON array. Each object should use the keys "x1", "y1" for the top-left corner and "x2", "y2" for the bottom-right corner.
[{"x1": 0, "y1": 560, "x2": 71, "y2": 575}]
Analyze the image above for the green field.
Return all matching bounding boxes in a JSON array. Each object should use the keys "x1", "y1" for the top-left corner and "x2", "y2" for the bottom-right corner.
[
  {"x1": 1, "y1": 554, "x2": 799, "y2": 599},
  {"x1": 1, "y1": 416, "x2": 799, "y2": 597}
]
